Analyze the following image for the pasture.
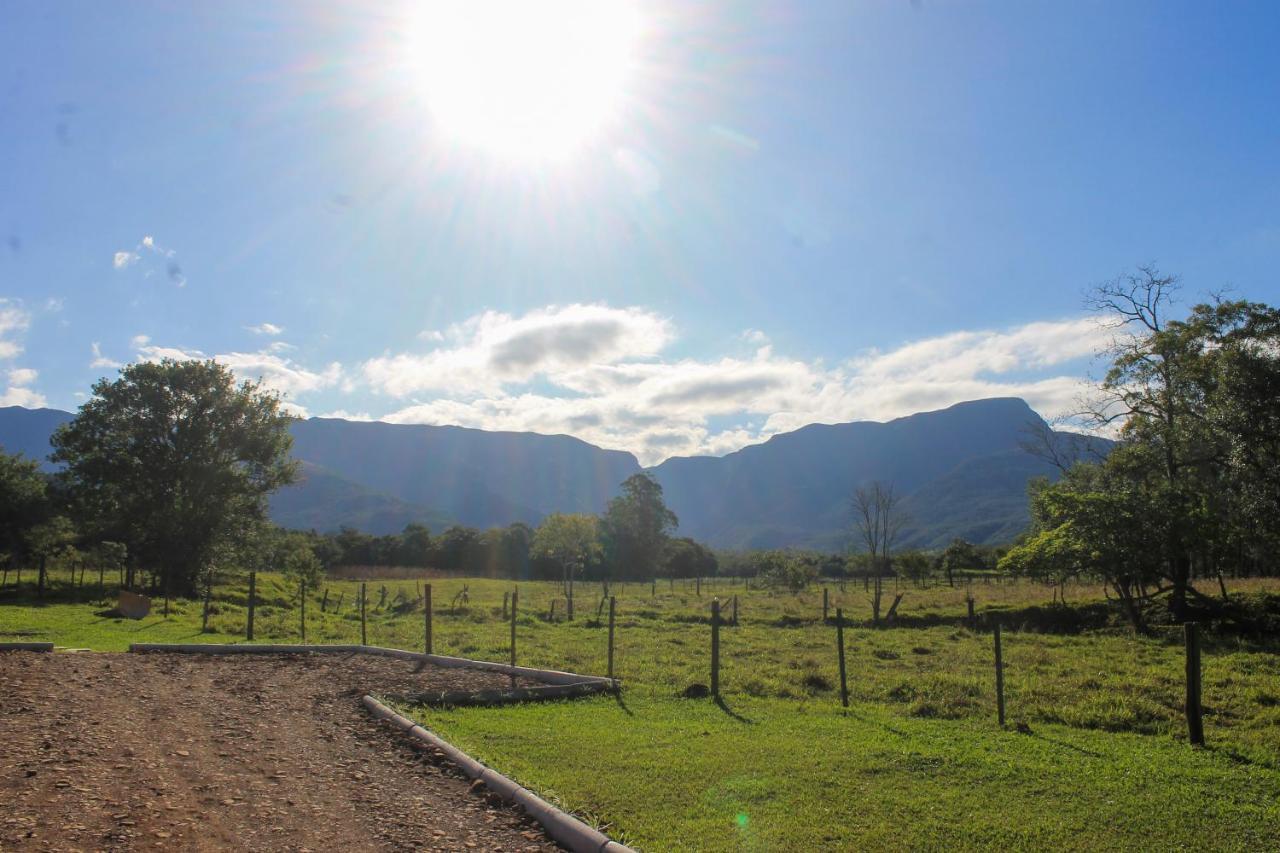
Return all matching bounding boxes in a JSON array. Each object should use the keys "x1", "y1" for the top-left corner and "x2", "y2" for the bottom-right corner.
[{"x1": 3, "y1": 570, "x2": 1279, "y2": 850}]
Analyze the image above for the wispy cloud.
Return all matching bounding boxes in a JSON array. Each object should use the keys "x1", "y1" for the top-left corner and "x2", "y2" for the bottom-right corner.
[
  {"x1": 247, "y1": 322, "x2": 284, "y2": 336},
  {"x1": 0, "y1": 300, "x2": 31, "y2": 360},
  {"x1": 112, "y1": 234, "x2": 186, "y2": 286},
  {"x1": 135, "y1": 342, "x2": 343, "y2": 416},
  {"x1": 90, "y1": 342, "x2": 123, "y2": 370}
]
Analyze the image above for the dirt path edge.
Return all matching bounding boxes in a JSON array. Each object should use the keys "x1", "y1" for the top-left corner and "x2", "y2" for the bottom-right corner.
[
  {"x1": 128, "y1": 642, "x2": 610, "y2": 686},
  {"x1": 362, "y1": 695, "x2": 636, "y2": 853}
]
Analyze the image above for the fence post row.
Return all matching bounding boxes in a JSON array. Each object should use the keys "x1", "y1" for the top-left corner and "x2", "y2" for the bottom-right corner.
[
  {"x1": 607, "y1": 595, "x2": 617, "y2": 683},
  {"x1": 836, "y1": 607, "x2": 849, "y2": 708},
  {"x1": 711, "y1": 597, "x2": 721, "y2": 699},
  {"x1": 246, "y1": 571, "x2": 256, "y2": 641},
  {"x1": 1185, "y1": 622, "x2": 1205, "y2": 746},
  {"x1": 424, "y1": 583, "x2": 433, "y2": 654},
  {"x1": 510, "y1": 589, "x2": 519, "y2": 671},
  {"x1": 993, "y1": 621, "x2": 1005, "y2": 727}
]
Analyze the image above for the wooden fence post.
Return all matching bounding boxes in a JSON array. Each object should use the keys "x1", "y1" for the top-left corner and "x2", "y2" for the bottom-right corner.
[
  {"x1": 607, "y1": 596, "x2": 617, "y2": 682},
  {"x1": 823, "y1": 587, "x2": 829, "y2": 622},
  {"x1": 246, "y1": 571, "x2": 256, "y2": 641},
  {"x1": 967, "y1": 596, "x2": 975, "y2": 629},
  {"x1": 321, "y1": 588, "x2": 329, "y2": 613},
  {"x1": 1185, "y1": 622, "x2": 1205, "y2": 746},
  {"x1": 510, "y1": 589, "x2": 519, "y2": 670},
  {"x1": 711, "y1": 598, "x2": 721, "y2": 700},
  {"x1": 424, "y1": 584, "x2": 433, "y2": 654},
  {"x1": 300, "y1": 579, "x2": 307, "y2": 644},
  {"x1": 836, "y1": 607, "x2": 849, "y2": 708},
  {"x1": 994, "y1": 621, "x2": 1006, "y2": 726},
  {"x1": 732, "y1": 594, "x2": 739, "y2": 627},
  {"x1": 360, "y1": 581, "x2": 367, "y2": 646}
]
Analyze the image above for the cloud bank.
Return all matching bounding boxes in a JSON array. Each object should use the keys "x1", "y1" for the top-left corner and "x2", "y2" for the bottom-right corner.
[{"x1": 356, "y1": 304, "x2": 1109, "y2": 465}]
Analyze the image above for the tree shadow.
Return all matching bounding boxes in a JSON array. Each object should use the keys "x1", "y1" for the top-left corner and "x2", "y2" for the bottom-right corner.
[{"x1": 714, "y1": 695, "x2": 755, "y2": 724}]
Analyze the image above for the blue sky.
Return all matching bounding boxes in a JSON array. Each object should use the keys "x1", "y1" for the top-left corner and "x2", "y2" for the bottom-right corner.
[{"x1": 2, "y1": 0, "x2": 1279, "y2": 463}]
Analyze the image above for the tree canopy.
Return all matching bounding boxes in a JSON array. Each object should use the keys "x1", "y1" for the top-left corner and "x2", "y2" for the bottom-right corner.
[
  {"x1": 51, "y1": 359, "x2": 297, "y2": 596},
  {"x1": 602, "y1": 472, "x2": 678, "y2": 579}
]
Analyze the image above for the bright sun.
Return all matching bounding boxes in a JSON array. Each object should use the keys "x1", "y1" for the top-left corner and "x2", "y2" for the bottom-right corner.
[{"x1": 404, "y1": 0, "x2": 641, "y2": 161}]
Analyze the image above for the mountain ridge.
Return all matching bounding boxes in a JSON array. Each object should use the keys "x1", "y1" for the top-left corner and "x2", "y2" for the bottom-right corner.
[{"x1": 0, "y1": 398, "x2": 1105, "y2": 548}]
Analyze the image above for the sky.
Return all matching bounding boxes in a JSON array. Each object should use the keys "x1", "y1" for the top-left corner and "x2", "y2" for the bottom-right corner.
[{"x1": 2, "y1": 0, "x2": 1279, "y2": 465}]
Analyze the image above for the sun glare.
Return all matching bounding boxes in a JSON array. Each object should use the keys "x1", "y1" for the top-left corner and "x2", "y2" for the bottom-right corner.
[{"x1": 403, "y1": 0, "x2": 641, "y2": 161}]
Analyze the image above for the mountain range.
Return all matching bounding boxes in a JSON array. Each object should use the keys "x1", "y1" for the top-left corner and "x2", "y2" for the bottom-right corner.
[{"x1": 0, "y1": 397, "x2": 1105, "y2": 551}]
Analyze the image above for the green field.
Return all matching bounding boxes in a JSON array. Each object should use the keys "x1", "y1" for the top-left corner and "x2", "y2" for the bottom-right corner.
[{"x1": 3, "y1": 571, "x2": 1279, "y2": 850}]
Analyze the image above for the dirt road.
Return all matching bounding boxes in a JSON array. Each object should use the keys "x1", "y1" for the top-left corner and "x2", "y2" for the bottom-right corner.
[{"x1": 1, "y1": 652, "x2": 562, "y2": 851}]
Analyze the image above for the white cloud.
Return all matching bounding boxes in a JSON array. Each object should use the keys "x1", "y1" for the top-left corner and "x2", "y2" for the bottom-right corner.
[
  {"x1": 114, "y1": 235, "x2": 184, "y2": 285},
  {"x1": 0, "y1": 301, "x2": 31, "y2": 360},
  {"x1": 362, "y1": 304, "x2": 672, "y2": 396},
  {"x1": 316, "y1": 409, "x2": 373, "y2": 421},
  {"x1": 247, "y1": 322, "x2": 284, "y2": 336},
  {"x1": 366, "y1": 306, "x2": 1110, "y2": 464},
  {"x1": 90, "y1": 342, "x2": 123, "y2": 370},
  {"x1": 0, "y1": 385, "x2": 47, "y2": 408},
  {"x1": 130, "y1": 334, "x2": 151, "y2": 348},
  {"x1": 135, "y1": 343, "x2": 343, "y2": 400},
  {"x1": 7, "y1": 367, "x2": 37, "y2": 386}
]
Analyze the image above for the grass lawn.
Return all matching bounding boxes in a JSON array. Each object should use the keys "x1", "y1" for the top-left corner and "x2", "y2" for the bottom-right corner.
[
  {"x1": 410, "y1": 693, "x2": 1280, "y2": 851},
  {"x1": 4, "y1": 570, "x2": 1279, "y2": 849}
]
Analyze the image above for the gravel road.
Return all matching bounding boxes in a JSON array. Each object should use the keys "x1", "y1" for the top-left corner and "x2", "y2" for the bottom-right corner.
[{"x1": 1, "y1": 652, "x2": 563, "y2": 851}]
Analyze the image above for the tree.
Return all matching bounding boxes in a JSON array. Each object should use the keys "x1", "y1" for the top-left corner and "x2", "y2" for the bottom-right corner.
[
  {"x1": 27, "y1": 516, "x2": 76, "y2": 598},
  {"x1": 531, "y1": 513, "x2": 601, "y2": 620},
  {"x1": 936, "y1": 538, "x2": 985, "y2": 587},
  {"x1": 851, "y1": 481, "x2": 906, "y2": 625},
  {"x1": 50, "y1": 359, "x2": 298, "y2": 597},
  {"x1": 602, "y1": 472, "x2": 678, "y2": 580},
  {"x1": 0, "y1": 450, "x2": 52, "y2": 574},
  {"x1": 1083, "y1": 272, "x2": 1280, "y2": 616},
  {"x1": 664, "y1": 537, "x2": 718, "y2": 580},
  {"x1": 284, "y1": 542, "x2": 324, "y2": 593}
]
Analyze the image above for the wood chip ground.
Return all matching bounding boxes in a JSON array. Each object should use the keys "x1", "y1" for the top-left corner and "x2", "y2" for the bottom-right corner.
[{"x1": 1, "y1": 652, "x2": 563, "y2": 851}]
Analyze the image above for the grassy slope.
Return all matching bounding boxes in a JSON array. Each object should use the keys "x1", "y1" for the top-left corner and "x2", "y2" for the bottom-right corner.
[{"x1": 3, "y1": 572, "x2": 1279, "y2": 850}]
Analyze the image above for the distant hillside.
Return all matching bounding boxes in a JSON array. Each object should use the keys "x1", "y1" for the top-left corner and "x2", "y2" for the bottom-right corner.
[
  {"x1": 0, "y1": 398, "x2": 1106, "y2": 547},
  {"x1": 649, "y1": 398, "x2": 1110, "y2": 550},
  {"x1": 288, "y1": 418, "x2": 641, "y2": 530},
  {"x1": 0, "y1": 406, "x2": 72, "y2": 469},
  {"x1": 267, "y1": 461, "x2": 455, "y2": 536}
]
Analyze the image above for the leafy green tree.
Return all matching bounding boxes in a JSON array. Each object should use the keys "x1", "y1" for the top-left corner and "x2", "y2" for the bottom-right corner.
[
  {"x1": 531, "y1": 512, "x2": 601, "y2": 619},
  {"x1": 27, "y1": 516, "x2": 76, "y2": 597},
  {"x1": 664, "y1": 537, "x2": 718, "y2": 580},
  {"x1": 602, "y1": 472, "x2": 678, "y2": 580},
  {"x1": 51, "y1": 359, "x2": 297, "y2": 597},
  {"x1": 936, "y1": 538, "x2": 985, "y2": 587},
  {"x1": 284, "y1": 542, "x2": 325, "y2": 593},
  {"x1": 0, "y1": 450, "x2": 51, "y2": 572}
]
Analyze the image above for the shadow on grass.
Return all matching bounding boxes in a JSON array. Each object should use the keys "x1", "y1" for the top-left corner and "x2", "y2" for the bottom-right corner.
[
  {"x1": 1026, "y1": 731, "x2": 1102, "y2": 758},
  {"x1": 714, "y1": 695, "x2": 755, "y2": 725},
  {"x1": 612, "y1": 689, "x2": 635, "y2": 717}
]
